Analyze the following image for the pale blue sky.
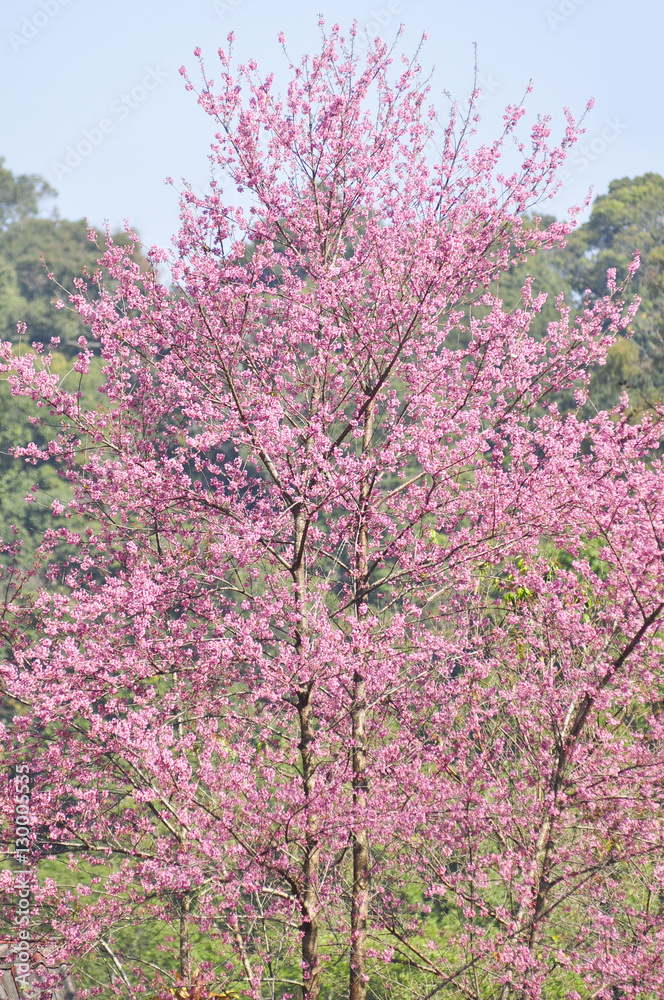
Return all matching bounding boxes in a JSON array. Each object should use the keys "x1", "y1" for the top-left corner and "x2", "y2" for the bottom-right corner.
[{"x1": 1, "y1": 0, "x2": 660, "y2": 251}]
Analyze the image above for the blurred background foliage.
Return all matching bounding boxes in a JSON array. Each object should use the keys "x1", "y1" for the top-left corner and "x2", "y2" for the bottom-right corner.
[{"x1": 0, "y1": 159, "x2": 146, "y2": 562}]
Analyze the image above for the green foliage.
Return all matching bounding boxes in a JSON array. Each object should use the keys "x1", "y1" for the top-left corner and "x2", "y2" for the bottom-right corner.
[
  {"x1": 0, "y1": 348, "x2": 106, "y2": 565},
  {"x1": 0, "y1": 156, "x2": 56, "y2": 230},
  {"x1": 483, "y1": 177, "x2": 664, "y2": 413},
  {"x1": 561, "y1": 173, "x2": 664, "y2": 409},
  {"x1": 0, "y1": 216, "x2": 143, "y2": 353},
  {"x1": 0, "y1": 160, "x2": 150, "y2": 563}
]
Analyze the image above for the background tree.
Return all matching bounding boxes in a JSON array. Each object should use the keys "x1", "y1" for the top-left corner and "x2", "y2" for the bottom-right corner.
[
  {"x1": 0, "y1": 158, "x2": 56, "y2": 231},
  {"x1": 561, "y1": 173, "x2": 664, "y2": 410},
  {"x1": 0, "y1": 163, "x2": 148, "y2": 562},
  {"x1": 488, "y1": 174, "x2": 664, "y2": 414}
]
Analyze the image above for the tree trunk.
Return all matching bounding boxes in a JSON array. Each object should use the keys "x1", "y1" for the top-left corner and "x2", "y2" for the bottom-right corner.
[
  {"x1": 349, "y1": 400, "x2": 374, "y2": 1000},
  {"x1": 294, "y1": 493, "x2": 321, "y2": 1000},
  {"x1": 298, "y1": 685, "x2": 321, "y2": 1000},
  {"x1": 175, "y1": 678, "x2": 193, "y2": 987},
  {"x1": 349, "y1": 672, "x2": 369, "y2": 1000},
  {"x1": 180, "y1": 891, "x2": 192, "y2": 982}
]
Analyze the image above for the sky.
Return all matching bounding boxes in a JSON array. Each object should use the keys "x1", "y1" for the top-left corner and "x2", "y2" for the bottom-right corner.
[{"x1": 1, "y1": 0, "x2": 660, "y2": 252}]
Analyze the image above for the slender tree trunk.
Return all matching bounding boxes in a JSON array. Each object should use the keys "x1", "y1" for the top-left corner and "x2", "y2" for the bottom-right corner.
[
  {"x1": 350, "y1": 672, "x2": 369, "y2": 1000},
  {"x1": 294, "y1": 495, "x2": 320, "y2": 1000},
  {"x1": 349, "y1": 400, "x2": 374, "y2": 1000},
  {"x1": 180, "y1": 891, "x2": 192, "y2": 982},
  {"x1": 298, "y1": 684, "x2": 321, "y2": 1000},
  {"x1": 175, "y1": 682, "x2": 193, "y2": 986}
]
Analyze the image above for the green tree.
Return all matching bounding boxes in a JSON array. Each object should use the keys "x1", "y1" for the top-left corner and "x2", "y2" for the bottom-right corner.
[
  {"x1": 561, "y1": 172, "x2": 664, "y2": 408},
  {"x1": 0, "y1": 156, "x2": 56, "y2": 230},
  {"x1": 0, "y1": 160, "x2": 146, "y2": 562}
]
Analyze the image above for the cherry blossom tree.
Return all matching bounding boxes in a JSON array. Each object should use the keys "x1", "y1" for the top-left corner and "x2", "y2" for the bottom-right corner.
[{"x1": 2, "y1": 22, "x2": 664, "y2": 1000}]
